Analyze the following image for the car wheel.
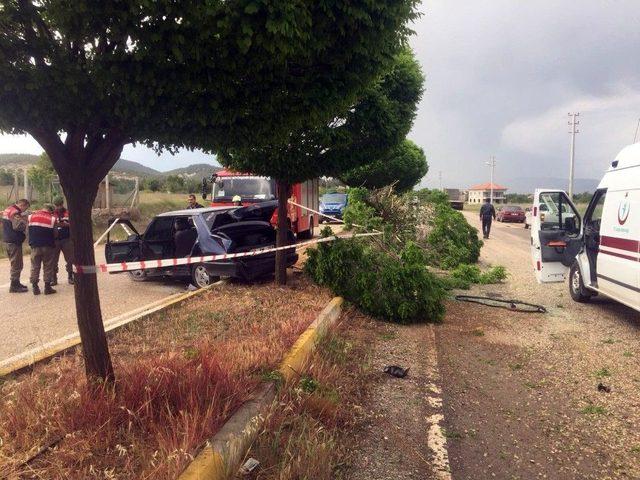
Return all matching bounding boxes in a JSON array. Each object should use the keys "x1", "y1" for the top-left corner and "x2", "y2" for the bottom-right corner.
[
  {"x1": 569, "y1": 261, "x2": 591, "y2": 303},
  {"x1": 191, "y1": 264, "x2": 219, "y2": 289},
  {"x1": 128, "y1": 270, "x2": 148, "y2": 282}
]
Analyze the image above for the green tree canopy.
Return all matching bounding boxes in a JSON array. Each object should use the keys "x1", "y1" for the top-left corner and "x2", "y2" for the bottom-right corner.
[
  {"x1": 221, "y1": 50, "x2": 424, "y2": 183},
  {"x1": 221, "y1": 50, "x2": 424, "y2": 284},
  {"x1": 341, "y1": 139, "x2": 428, "y2": 193},
  {"x1": 0, "y1": 0, "x2": 419, "y2": 380}
]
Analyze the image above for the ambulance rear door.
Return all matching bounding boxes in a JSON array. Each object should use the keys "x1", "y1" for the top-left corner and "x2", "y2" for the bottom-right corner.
[{"x1": 531, "y1": 189, "x2": 583, "y2": 283}]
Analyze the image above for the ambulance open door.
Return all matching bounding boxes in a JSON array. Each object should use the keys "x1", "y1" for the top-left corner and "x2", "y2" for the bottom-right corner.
[{"x1": 531, "y1": 189, "x2": 583, "y2": 283}]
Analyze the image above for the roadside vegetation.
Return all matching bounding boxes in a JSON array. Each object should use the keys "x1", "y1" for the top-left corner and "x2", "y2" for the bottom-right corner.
[
  {"x1": 306, "y1": 185, "x2": 504, "y2": 323},
  {"x1": 0, "y1": 279, "x2": 332, "y2": 479},
  {"x1": 240, "y1": 310, "x2": 379, "y2": 480}
]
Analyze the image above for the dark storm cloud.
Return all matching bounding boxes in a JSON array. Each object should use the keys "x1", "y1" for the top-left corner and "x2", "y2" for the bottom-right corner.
[{"x1": 409, "y1": 1, "x2": 640, "y2": 191}]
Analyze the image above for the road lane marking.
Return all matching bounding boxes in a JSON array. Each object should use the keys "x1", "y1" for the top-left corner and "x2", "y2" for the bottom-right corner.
[{"x1": 425, "y1": 325, "x2": 452, "y2": 480}]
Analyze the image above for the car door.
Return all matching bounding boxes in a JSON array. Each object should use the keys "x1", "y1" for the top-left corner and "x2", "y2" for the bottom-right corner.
[
  {"x1": 141, "y1": 216, "x2": 176, "y2": 259},
  {"x1": 104, "y1": 220, "x2": 141, "y2": 263},
  {"x1": 530, "y1": 189, "x2": 583, "y2": 283}
]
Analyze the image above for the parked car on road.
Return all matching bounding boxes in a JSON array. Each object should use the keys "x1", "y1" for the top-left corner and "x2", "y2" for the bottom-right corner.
[
  {"x1": 496, "y1": 205, "x2": 526, "y2": 223},
  {"x1": 104, "y1": 201, "x2": 297, "y2": 288},
  {"x1": 319, "y1": 193, "x2": 348, "y2": 222}
]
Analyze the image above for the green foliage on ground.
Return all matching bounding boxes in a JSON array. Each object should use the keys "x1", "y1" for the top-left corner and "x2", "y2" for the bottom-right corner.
[
  {"x1": 438, "y1": 264, "x2": 507, "y2": 290},
  {"x1": 425, "y1": 203, "x2": 483, "y2": 269},
  {"x1": 305, "y1": 234, "x2": 445, "y2": 324}
]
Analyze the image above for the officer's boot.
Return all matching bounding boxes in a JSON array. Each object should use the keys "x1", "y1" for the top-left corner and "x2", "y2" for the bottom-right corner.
[
  {"x1": 9, "y1": 280, "x2": 28, "y2": 293},
  {"x1": 51, "y1": 275, "x2": 58, "y2": 286},
  {"x1": 32, "y1": 283, "x2": 41, "y2": 295},
  {"x1": 68, "y1": 273, "x2": 74, "y2": 285},
  {"x1": 44, "y1": 283, "x2": 57, "y2": 295}
]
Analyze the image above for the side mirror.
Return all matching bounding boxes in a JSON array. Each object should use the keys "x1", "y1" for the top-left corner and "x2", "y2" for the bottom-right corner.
[{"x1": 201, "y1": 178, "x2": 208, "y2": 200}]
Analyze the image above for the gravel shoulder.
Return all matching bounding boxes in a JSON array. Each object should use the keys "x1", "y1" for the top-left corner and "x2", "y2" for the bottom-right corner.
[{"x1": 435, "y1": 212, "x2": 640, "y2": 479}]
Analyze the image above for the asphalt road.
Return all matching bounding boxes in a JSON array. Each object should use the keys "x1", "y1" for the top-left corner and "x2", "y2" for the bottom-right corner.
[{"x1": 0, "y1": 245, "x2": 184, "y2": 363}]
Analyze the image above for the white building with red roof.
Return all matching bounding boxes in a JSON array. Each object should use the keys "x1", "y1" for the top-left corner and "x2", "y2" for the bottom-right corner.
[{"x1": 467, "y1": 182, "x2": 508, "y2": 204}]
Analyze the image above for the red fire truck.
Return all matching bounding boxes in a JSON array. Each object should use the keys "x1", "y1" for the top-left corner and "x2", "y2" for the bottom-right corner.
[{"x1": 202, "y1": 169, "x2": 319, "y2": 238}]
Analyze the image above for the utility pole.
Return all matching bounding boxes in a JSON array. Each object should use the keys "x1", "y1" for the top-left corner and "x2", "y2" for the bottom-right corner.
[
  {"x1": 634, "y1": 118, "x2": 640, "y2": 143},
  {"x1": 568, "y1": 112, "x2": 580, "y2": 200},
  {"x1": 438, "y1": 171, "x2": 442, "y2": 191},
  {"x1": 485, "y1": 156, "x2": 496, "y2": 203}
]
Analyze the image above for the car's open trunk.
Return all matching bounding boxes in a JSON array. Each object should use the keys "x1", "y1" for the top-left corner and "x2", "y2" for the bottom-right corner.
[{"x1": 213, "y1": 221, "x2": 280, "y2": 253}]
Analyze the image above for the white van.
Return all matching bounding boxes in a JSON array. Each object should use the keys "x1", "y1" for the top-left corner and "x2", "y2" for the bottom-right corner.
[{"x1": 531, "y1": 143, "x2": 640, "y2": 310}]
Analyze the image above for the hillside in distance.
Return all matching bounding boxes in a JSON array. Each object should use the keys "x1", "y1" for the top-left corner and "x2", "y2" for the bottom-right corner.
[{"x1": 0, "y1": 154, "x2": 220, "y2": 178}]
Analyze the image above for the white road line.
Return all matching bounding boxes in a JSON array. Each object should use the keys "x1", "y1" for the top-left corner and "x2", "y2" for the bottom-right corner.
[{"x1": 425, "y1": 324, "x2": 452, "y2": 480}]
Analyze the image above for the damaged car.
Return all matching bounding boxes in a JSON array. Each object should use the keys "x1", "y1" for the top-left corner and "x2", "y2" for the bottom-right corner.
[{"x1": 104, "y1": 200, "x2": 297, "y2": 288}]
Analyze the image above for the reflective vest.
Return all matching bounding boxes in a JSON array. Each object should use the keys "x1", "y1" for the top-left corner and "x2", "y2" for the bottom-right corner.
[
  {"x1": 28, "y1": 210, "x2": 56, "y2": 248},
  {"x1": 2, "y1": 204, "x2": 26, "y2": 244},
  {"x1": 54, "y1": 207, "x2": 70, "y2": 240}
]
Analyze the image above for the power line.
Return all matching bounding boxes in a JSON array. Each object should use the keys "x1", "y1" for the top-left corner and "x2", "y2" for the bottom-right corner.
[{"x1": 568, "y1": 113, "x2": 580, "y2": 200}]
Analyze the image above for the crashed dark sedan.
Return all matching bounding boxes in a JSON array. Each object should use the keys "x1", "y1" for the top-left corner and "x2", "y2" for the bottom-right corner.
[{"x1": 104, "y1": 201, "x2": 298, "y2": 288}]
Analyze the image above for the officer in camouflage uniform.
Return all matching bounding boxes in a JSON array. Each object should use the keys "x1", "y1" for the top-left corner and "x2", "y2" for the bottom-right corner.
[
  {"x1": 2, "y1": 198, "x2": 30, "y2": 292},
  {"x1": 28, "y1": 204, "x2": 57, "y2": 295},
  {"x1": 52, "y1": 197, "x2": 74, "y2": 285}
]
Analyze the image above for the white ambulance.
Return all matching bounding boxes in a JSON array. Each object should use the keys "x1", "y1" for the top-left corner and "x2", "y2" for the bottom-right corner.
[{"x1": 531, "y1": 143, "x2": 640, "y2": 310}]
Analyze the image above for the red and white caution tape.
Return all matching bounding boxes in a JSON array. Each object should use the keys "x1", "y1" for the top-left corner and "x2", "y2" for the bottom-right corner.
[{"x1": 74, "y1": 231, "x2": 380, "y2": 275}]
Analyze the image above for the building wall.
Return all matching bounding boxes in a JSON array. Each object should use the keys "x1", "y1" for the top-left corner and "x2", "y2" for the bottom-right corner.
[{"x1": 467, "y1": 189, "x2": 507, "y2": 204}]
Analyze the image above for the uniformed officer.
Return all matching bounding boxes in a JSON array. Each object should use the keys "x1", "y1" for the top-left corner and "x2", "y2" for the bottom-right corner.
[
  {"x1": 52, "y1": 197, "x2": 74, "y2": 285},
  {"x1": 479, "y1": 199, "x2": 496, "y2": 239},
  {"x1": 2, "y1": 198, "x2": 30, "y2": 293},
  {"x1": 28, "y1": 204, "x2": 57, "y2": 295}
]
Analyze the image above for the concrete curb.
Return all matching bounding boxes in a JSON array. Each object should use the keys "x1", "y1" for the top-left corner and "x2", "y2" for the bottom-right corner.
[
  {"x1": 0, "y1": 280, "x2": 227, "y2": 377},
  {"x1": 178, "y1": 296, "x2": 344, "y2": 480}
]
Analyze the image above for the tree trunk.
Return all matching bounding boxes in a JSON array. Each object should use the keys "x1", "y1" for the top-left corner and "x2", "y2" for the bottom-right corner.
[
  {"x1": 275, "y1": 179, "x2": 289, "y2": 285},
  {"x1": 30, "y1": 127, "x2": 124, "y2": 384},
  {"x1": 66, "y1": 186, "x2": 115, "y2": 382}
]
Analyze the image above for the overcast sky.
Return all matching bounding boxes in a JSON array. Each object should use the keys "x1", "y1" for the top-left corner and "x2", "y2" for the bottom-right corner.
[{"x1": 2, "y1": 1, "x2": 640, "y2": 187}]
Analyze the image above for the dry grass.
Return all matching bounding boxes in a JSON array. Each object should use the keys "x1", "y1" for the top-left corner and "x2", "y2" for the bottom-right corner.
[
  {"x1": 241, "y1": 309, "x2": 380, "y2": 480},
  {"x1": 0, "y1": 276, "x2": 331, "y2": 479}
]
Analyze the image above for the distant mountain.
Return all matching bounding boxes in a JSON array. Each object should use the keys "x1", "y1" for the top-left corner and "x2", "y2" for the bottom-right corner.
[
  {"x1": 164, "y1": 163, "x2": 221, "y2": 178},
  {"x1": 112, "y1": 159, "x2": 161, "y2": 176},
  {"x1": 506, "y1": 177, "x2": 599, "y2": 194},
  {"x1": 0, "y1": 153, "x2": 219, "y2": 179},
  {"x1": 0, "y1": 153, "x2": 39, "y2": 167}
]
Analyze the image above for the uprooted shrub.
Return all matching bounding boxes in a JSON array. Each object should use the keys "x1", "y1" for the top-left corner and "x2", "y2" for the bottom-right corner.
[
  {"x1": 425, "y1": 203, "x2": 482, "y2": 269},
  {"x1": 305, "y1": 236, "x2": 445, "y2": 324},
  {"x1": 343, "y1": 186, "x2": 482, "y2": 270}
]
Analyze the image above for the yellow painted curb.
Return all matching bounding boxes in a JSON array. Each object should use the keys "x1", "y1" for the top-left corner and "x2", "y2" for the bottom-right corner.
[
  {"x1": 0, "y1": 280, "x2": 227, "y2": 377},
  {"x1": 279, "y1": 296, "x2": 343, "y2": 382},
  {"x1": 178, "y1": 296, "x2": 344, "y2": 480}
]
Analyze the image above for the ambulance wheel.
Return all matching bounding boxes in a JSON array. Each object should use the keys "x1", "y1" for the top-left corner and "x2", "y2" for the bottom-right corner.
[
  {"x1": 191, "y1": 265, "x2": 219, "y2": 289},
  {"x1": 128, "y1": 270, "x2": 148, "y2": 282},
  {"x1": 569, "y1": 262, "x2": 591, "y2": 303}
]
